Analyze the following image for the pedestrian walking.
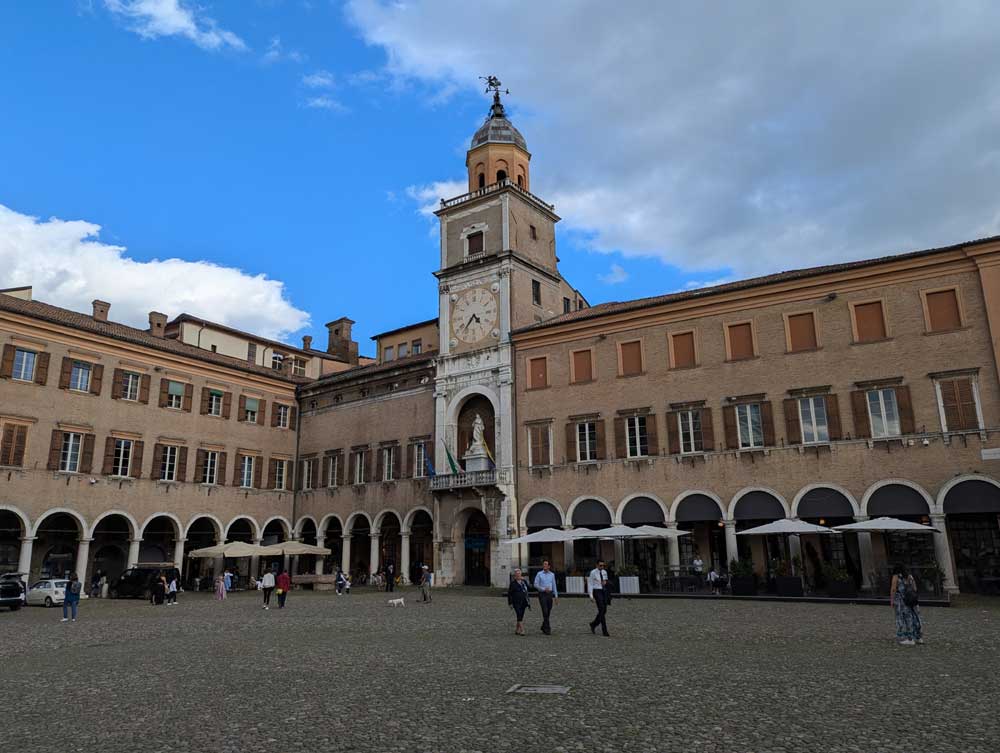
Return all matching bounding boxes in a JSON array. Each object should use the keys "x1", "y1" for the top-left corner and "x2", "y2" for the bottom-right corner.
[
  {"x1": 214, "y1": 573, "x2": 227, "y2": 601},
  {"x1": 61, "y1": 572, "x2": 82, "y2": 622},
  {"x1": 166, "y1": 575, "x2": 178, "y2": 605},
  {"x1": 276, "y1": 569, "x2": 291, "y2": 609},
  {"x1": 587, "y1": 559, "x2": 610, "y2": 637},
  {"x1": 151, "y1": 572, "x2": 166, "y2": 605},
  {"x1": 419, "y1": 565, "x2": 432, "y2": 603},
  {"x1": 891, "y1": 563, "x2": 923, "y2": 646},
  {"x1": 99, "y1": 573, "x2": 109, "y2": 599},
  {"x1": 223, "y1": 568, "x2": 233, "y2": 592},
  {"x1": 385, "y1": 561, "x2": 395, "y2": 593},
  {"x1": 90, "y1": 571, "x2": 101, "y2": 598},
  {"x1": 507, "y1": 568, "x2": 530, "y2": 636},
  {"x1": 533, "y1": 560, "x2": 558, "y2": 635},
  {"x1": 335, "y1": 568, "x2": 347, "y2": 595},
  {"x1": 261, "y1": 569, "x2": 276, "y2": 609}
]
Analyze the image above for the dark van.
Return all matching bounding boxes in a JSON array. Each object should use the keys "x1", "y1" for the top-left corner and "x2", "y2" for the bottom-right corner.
[{"x1": 110, "y1": 567, "x2": 180, "y2": 599}]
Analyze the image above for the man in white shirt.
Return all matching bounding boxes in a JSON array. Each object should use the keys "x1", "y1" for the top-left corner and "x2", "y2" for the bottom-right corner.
[{"x1": 587, "y1": 559, "x2": 610, "y2": 637}]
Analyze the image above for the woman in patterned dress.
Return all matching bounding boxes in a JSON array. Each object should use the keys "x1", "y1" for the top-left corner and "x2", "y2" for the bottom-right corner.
[
  {"x1": 890, "y1": 563, "x2": 922, "y2": 646},
  {"x1": 214, "y1": 573, "x2": 227, "y2": 601}
]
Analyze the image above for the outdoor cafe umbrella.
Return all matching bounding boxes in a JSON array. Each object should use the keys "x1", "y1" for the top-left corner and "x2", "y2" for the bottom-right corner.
[
  {"x1": 736, "y1": 519, "x2": 840, "y2": 584},
  {"x1": 832, "y1": 517, "x2": 939, "y2": 533},
  {"x1": 506, "y1": 527, "x2": 576, "y2": 545},
  {"x1": 258, "y1": 541, "x2": 331, "y2": 556},
  {"x1": 187, "y1": 541, "x2": 267, "y2": 558}
]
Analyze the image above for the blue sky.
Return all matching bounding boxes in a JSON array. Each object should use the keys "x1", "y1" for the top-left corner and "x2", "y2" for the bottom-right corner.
[{"x1": 2, "y1": 2, "x2": 998, "y2": 354}]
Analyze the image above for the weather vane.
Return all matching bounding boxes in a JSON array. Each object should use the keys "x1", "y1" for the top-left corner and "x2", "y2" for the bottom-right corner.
[{"x1": 480, "y1": 75, "x2": 509, "y2": 98}]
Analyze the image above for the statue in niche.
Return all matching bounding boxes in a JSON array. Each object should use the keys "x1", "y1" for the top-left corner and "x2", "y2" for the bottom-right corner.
[{"x1": 471, "y1": 413, "x2": 486, "y2": 451}]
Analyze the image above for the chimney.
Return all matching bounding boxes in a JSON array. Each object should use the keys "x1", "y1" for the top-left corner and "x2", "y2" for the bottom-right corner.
[
  {"x1": 92, "y1": 300, "x2": 110, "y2": 322},
  {"x1": 325, "y1": 317, "x2": 358, "y2": 365},
  {"x1": 302, "y1": 335, "x2": 313, "y2": 351},
  {"x1": 148, "y1": 311, "x2": 168, "y2": 338}
]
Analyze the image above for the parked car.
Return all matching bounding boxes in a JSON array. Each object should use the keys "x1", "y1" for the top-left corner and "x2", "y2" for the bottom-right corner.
[
  {"x1": 110, "y1": 567, "x2": 179, "y2": 600},
  {"x1": 26, "y1": 579, "x2": 69, "y2": 607},
  {"x1": 0, "y1": 573, "x2": 26, "y2": 611}
]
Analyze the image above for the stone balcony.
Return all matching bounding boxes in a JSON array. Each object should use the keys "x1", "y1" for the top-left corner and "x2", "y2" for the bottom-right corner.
[{"x1": 430, "y1": 467, "x2": 511, "y2": 491}]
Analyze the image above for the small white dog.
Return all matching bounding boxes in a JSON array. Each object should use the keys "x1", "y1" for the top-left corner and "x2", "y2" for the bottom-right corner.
[{"x1": 388, "y1": 597, "x2": 405, "y2": 608}]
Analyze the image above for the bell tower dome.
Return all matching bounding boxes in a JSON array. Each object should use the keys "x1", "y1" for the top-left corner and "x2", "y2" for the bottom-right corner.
[{"x1": 466, "y1": 76, "x2": 530, "y2": 192}]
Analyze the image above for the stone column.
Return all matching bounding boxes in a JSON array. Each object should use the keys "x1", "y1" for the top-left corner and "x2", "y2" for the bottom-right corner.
[
  {"x1": 75, "y1": 538, "x2": 93, "y2": 583},
  {"x1": 667, "y1": 523, "x2": 680, "y2": 573},
  {"x1": 930, "y1": 513, "x2": 959, "y2": 593},
  {"x1": 400, "y1": 532, "x2": 411, "y2": 585},
  {"x1": 854, "y1": 516, "x2": 876, "y2": 590},
  {"x1": 314, "y1": 555, "x2": 324, "y2": 576},
  {"x1": 562, "y1": 525, "x2": 575, "y2": 574},
  {"x1": 724, "y1": 520, "x2": 738, "y2": 569},
  {"x1": 128, "y1": 538, "x2": 142, "y2": 568},
  {"x1": 18, "y1": 537, "x2": 35, "y2": 582},
  {"x1": 341, "y1": 534, "x2": 351, "y2": 574},
  {"x1": 788, "y1": 522, "x2": 803, "y2": 574},
  {"x1": 370, "y1": 533, "x2": 380, "y2": 576},
  {"x1": 250, "y1": 538, "x2": 262, "y2": 579},
  {"x1": 173, "y1": 538, "x2": 186, "y2": 579}
]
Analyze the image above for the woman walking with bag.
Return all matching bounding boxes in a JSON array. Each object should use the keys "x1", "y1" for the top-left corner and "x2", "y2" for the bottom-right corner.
[
  {"x1": 890, "y1": 563, "x2": 923, "y2": 646},
  {"x1": 507, "y1": 568, "x2": 530, "y2": 636}
]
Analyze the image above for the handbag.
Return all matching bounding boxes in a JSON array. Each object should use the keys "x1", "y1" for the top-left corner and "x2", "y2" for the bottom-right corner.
[
  {"x1": 276, "y1": 588, "x2": 284, "y2": 595},
  {"x1": 902, "y1": 579, "x2": 918, "y2": 608}
]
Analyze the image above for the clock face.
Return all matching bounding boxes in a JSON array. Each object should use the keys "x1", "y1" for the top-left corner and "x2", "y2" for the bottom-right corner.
[{"x1": 452, "y1": 287, "x2": 498, "y2": 343}]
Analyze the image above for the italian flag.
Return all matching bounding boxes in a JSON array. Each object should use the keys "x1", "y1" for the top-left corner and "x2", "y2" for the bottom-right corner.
[{"x1": 444, "y1": 442, "x2": 461, "y2": 474}]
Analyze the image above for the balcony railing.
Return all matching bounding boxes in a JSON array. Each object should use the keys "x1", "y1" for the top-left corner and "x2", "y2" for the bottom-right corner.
[
  {"x1": 438, "y1": 179, "x2": 555, "y2": 213},
  {"x1": 430, "y1": 468, "x2": 510, "y2": 491}
]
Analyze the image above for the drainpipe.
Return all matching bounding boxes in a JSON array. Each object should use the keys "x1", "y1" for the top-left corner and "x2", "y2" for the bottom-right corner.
[{"x1": 291, "y1": 384, "x2": 303, "y2": 540}]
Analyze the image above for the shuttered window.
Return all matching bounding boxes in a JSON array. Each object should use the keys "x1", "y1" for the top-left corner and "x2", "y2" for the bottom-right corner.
[
  {"x1": 926, "y1": 289, "x2": 962, "y2": 332},
  {"x1": 166, "y1": 380, "x2": 185, "y2": 409},
  {"x1": 625, "y1": 415, "x2": 648, "y2": 457},
  {"x1": 576, "y1": 421, "x2": 597, "y2": 462},
  {"x1": 798, "y1": 397, "x2": 829, "y2": 443},
  {"x1": 274, "y1": 459, "x2": 287, "y2": 490},
  {"x1": 671, "y1": 332, "x2": 696, "y2": 368},
  {"x1": 70, "y1": 361, "x2": 92, "y2": 392},
  {"x1": 528, "y1": 357, "x2": 548, "y2": 389},
  {"x1": 787, "y1": 313, "x2": 818, "y2": 352},
  {"x1": 160, "y1": 446, "x2": 178, "y2": 481},
  {"x1": 853, "y1": 301, "x2": 887, "y2": 342},
  {"x1": 938, "y1": 377, "x2": 980, "y2": 431},
  {"x1": 867, "y1": 388, "x2": 900, "y2": 438},
  {"x1": 619, "y1": 341, "x2": 643, "y2": 376},
  {"x1": 12, "y1": 349, "x2": 36, "y2": 381},
  {"x1": 0, "y1": 424, "x2": 27, "y2": 467},
  {"x1": 727, "y1": 323, "x2": 755, "y2": 360},
  {"x1": 571, "y1": 350, "x2": 593, "y2": 383},
  {"x1": 60, "y1": 432, "x2": 83, "y2": 472},
  {"x1": 735, "y1": 403, "x2": 764, "y2": 448},
  {"x1": 677, "y1": 410, "x2": 703, "y2": 453},
  {"x1": 528, "y1": 424, "x2": 551, "y2": 467},
  {"x1": 467, "y1": 232, "x2": 484, "y2": 255}
]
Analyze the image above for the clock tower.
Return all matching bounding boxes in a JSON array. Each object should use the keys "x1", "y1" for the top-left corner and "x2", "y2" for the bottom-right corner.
[{"x1": 430, "y1": 78, "x2": 585, "y2": 586}]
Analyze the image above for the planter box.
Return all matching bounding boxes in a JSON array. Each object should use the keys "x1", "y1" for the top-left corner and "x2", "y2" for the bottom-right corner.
[
  {"x1": 731, "y1": 576, "x2": 757, "y2": 596},
  {"x1": 565, "y1": 576, "x2": 586, "y2": 595},
  {"x1": 826, "y1": 580, "x2": 857, "y2": 598},
  {"x1": 775, "y1": 576, "x2": 804, "y2": 597},
  {"x1": 617, "y1": 576, "x2": 640, "y2": 595}
]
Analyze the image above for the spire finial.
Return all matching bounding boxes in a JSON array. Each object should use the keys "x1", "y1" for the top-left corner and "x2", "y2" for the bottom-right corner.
[{"x1": 480, "y1": 74, "x2": 509, "y2": 118}]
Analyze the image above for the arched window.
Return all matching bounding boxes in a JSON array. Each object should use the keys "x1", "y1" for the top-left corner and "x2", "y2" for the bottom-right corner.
[
  {"x1": 516, "y1": 175, "x2": 523, "y2": 188},
  {"x1": 496, "y1": 169, "x2": 507, "y2": 182},
  {"x1": 477, "y1": 173, "x2": 485, "y2": 188}
]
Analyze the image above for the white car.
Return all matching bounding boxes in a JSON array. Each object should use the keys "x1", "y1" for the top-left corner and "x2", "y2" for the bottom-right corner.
[{"x1": 26, "y1": 579, "x2": 87, "y2": 607}]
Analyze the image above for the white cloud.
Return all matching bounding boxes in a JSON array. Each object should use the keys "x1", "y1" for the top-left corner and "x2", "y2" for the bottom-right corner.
[
  {"x1": 346, "y1": 1, "x2": 1000, "y2": 278},
  {"x1": 682, "y1": 276, "x2": 734, "y2": 291},
  {"x1": 104, "y1": 0, "x2": 246, "y2": 51},
  {"x1": 598, "y1": 263, "x2": 628, "y2": 285},
  {"x1": 263, "y1": 36, "x2": 306, "y2": 64},
  {"x1": 304, "y1": 95, "x2": 347, "y2": 112},
  {"x1": 0, "y1": 204, "x2": 308, "y2": 341},
  {"x1": 302, "y1": 70, "x2": 335, "y2": 88},
  {"x1": 405, "y1": 180, "x2": 467, "y2": 218}
]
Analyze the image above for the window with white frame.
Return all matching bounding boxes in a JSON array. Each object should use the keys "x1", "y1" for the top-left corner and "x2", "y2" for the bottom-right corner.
[
  {"x1": 160, "y1": 445, "x2": 178, "y2": 481},
  {"x1": 244, "y1": 397, "x2": 259, "y2": 423},
  {"x1": 112, "y1": 439, "x2": 133, "y2": 477},
  {"x1": 353, "y1": 451, "x2": 365, "y2": 485},
  {"x1": 290, "y1": 358, "x2": 306, "y2": 377},
  {"x1": 277, "y1": 404, "x2": 290, "y2": 428},
  {"x1": 413, "y1": 442, "x2": 426, "y2": 478},
  {"x1": 239, "y1": 455, "x2": 255, "y2": 488},
  {"x1": 398, "y1": 342, "x2": 409, "y2": 358},
  {"x1": 208, "y1": 390, "x2": 224, "y2": 416},
  {"x1": 327, "y1": 454, "x2": 339, "y2": 487},
  {"x1": 412, "y1": 340, "x2": 422, "y2": 355},
  {"x1": 274, "y1": 459, "x2": 287, "y2": 490},
  {"x1": 576, "y1": 421, "x2": 597, "y2": 462},
  {"x1": 798, "y1": 396, "x2": 829, "y2": 444},
  {"x1": 867, "y1": 388, "x2": 900, "y2": 438},
  {"x1": 271, "y1": 353, "x2": 285, "y2": 370},
  {"x1": 60, "y1": 432, "x2": 82, "y2": 472},
  {"x1": 677, "y1": 410, "x2": 703, "y2": 454},
  {"x1": 166, "y1": 380, "x2": 184, "y2": 409},
  {"x1": 70, "y1": 361, "x2": 91, "y2": 392},
  {"x1": 735, "y1": 403, "x2": 764, "y2": 449},
  {"x1": 384, "y1": 346, "x2": 394, "y2": 362},
  {"x1": 381, "y1": 446, "x2": 395, "y2": 481},
  {"x1": 202, "y1": 450, "x2": 219, "y2": 484},
  {"x1": 626, "y1": 415, "x2": 648, "y2": 458},
  {"x1": 12, "y1": 349, "x2": 36, "y2": 381},
  {"x1": 301, "y1": 458, "x2": 314, "y2": 490},
  {"x1": 122, "y1": 371, "x2": 140, "y2": 401}
]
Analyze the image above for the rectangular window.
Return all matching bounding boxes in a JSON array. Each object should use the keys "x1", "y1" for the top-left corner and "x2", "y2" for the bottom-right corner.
[
  {"x1": 12, "y1": 349, "x2": 36, "y2": 382},
  {"x1": 301, "y1": 459, "x2": 314, "y2": 490},
  {"x1": 247, "y1": 342, "x2": 257, "y2": 363},
  {"x1": 853, "y1": 301, "x2": 887, "y2": 342},
  {"x1": 398, "y1": 342, "x2": 409, "y2": 358},
  {"x1": 384, "y1": 346, "x2": 394, "y2": 362},
  {"x1": 677, "y1": 410, "x2": 703, "y2": 454},
  {"x1": 327, "y1": 455, "x2": 339, "y2": 487},
  {"x1": 353, "y1": 451, "x2": 366, "y2": 485},
  {"x1": 60, "y1": 433, "x2": 82, "y2": 472},
  {"x1": 528, "y1": 424, "x2": 551, "y2": 467},
  {"x1": 937, "y1": 377, "x2": 981, "y2": 431},
  {"x1": 244, "y1": 397, "x2": 259, "y2": 423},
  {"x1": 167, "y1": 380, "x2": 185, "y2": 409},
  {"x1": 727, "y1": 323, "x2": 755, "y2": 361},
  {"x1": 70, "y1": 361, "x2": 92, "y2": 392},
  {"x1": 626, "y1": 415, "x2": 649, "y2": 458},
  {"x1": 121, "y1": 371, "x2": 140, "y2": 401},
  {"x1": 671, "y1": 332, "x2": 696, "y2": 369},
  {"x1": 926, "y1": 289, "x2": 962, "y2": 332},
  {"x1": 382, "y1": 446, "x2": 395, "y2": 481},
  {"x1": 735, "y1": 403, "x2": 764, "y2": 449},
  {"x1": 291, "y1": 358, "x2": 306, "y2": 377},
  {"x1": 160, "y1": 446, "x2": 178, "y2": 481},
  {"x1": 274, "y1": 459, "x2": 287, "y2": 490},
  {"x1": 619, "y1": 341, "x2": 643, "y2": 376},
  {"x1": 412, "y1": 340, "x2": 422, "y2": 355},
  {"x1": 0, "y1": 424, "x2": 28, "y2": 467},
  {"x1": 202, "y1": 451, "x2": 219, "y2": 484},
  {"x1": 867, "y1": 388, "x2": 900, "y2": 438},
  {"x1": 531, "y1": 279, "x2": 541, "y2": 306},
  {"x1": 208, "y1": 390, "x2": 224, "y2": 416},
  {"x1": 528, "y1": 357, "x2": 548, "y2": 389},
  {"x1": 530, "y1": 225, "x2": 537, "y2": 240},
  {"x1": 576, "y1": 421, "x2": 597, "y2": 462},
  {"x1": 413, "y1": 442, "x2": 426, "y2": 478},
  {"x1": 276, "y1": 404, "x2": 290, "y2": 428},
  {"x1": 240, "y1": 455, "x2": 255, "y2": 488},
  {"x1": 571, "y1": 350, "x2": 593, "y2": 384},
  {"x1": 467, "y1": 231, "x2": 484, "y2": 255},
  {"x1": 798, "y1": 396, "x2": 830, "y2": 444},
  {"x1": 787, "y1": 312, "x2": 818, "y2": 352},
  {"x1": 563, "y1": 297, "x2": 571, "y2": 314},
  {"x1": 112, "y1": 439, "x2": 133, "y2": 477},
  {"x1": 271, "y1": 353, "x2": 284, "y2": 371}
]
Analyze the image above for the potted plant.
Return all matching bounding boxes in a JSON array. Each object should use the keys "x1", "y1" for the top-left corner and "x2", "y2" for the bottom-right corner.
[
  {"x1": 772, "y1": 557, "x2": 804, "y2": 597},
  {"x1": 729, "y1": 558, "x2": 757, "y2": 596},
  {"x1": 616, "y1": 564, "x2": 640, "y2": 595},
  {"x1": 824, "y1": 564, "x2": 857, "y2": 598}
]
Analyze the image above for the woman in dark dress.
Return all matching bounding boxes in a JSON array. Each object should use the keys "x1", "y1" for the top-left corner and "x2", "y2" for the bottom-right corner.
[
  {"x1": 507, "y1": 568, "x2": 530, "y2": 636},
  {"x1": 151, "y1": 572, "x2": 166, "y2": 605}
]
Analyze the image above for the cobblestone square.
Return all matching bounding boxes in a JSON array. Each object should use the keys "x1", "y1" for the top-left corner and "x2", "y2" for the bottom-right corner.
[{"x1": 1, "y1": 589, "x2": 998, "y2": 753}]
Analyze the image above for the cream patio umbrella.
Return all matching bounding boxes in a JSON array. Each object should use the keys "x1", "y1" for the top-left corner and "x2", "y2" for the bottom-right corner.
[
  {"x1": 736, "y1": 519, "x2": 840, "y2": 588},
  {"x1": 258, "y1": 541, "x2": 331, "y2": 556},
  {"x1": 832, "y1": 517, "x2": 939, "y2": 533},
  {"x1": 187, "y1": 541, "x2": 268, "y2": 558},
  {"x1": 506, "y1": 527, "x2": 576, "y2": 545}
]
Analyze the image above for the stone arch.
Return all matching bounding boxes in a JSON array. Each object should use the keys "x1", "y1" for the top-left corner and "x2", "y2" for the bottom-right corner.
[
  {"x1": 30, "y1": 507, "x2": 87, "y2": 537},
  {"x1": 453, "y1": 505, "x2": 492, "y2": 586},
  {"x1": 373, "y1": 508, "x2": 404, "y2": 534},
  {"x1": 520, "y1": 498, "x2": 565, "y2": 530},
  {"x1": 293, "y1": 515, "x2": 318, "y2": 539},
  {"x1": 88, "y1": 510, "x2": 139, "y2": 540},
  {"x1": 260, "y1": 515, "x2": 292, "y2": 540},
  {"x1": 139, "y1": 512, "x2": 183, "y2": 539},
  {"x1": 402, "y1": 506, "x2": 432, "y2": 533},
  {"x1": 861, "y1": 479, "x2": 933, "y2": 517},
  {"x1": 567, "y1": 495, "x2": 614, "y2": 526},
  {"x1": 791, "y1": 483, "x2": 860, "y2": 519},
  {"x1": 182, "y1": 514, "x2": 224, "y2": 540},
  {"x1": 447, "y1": 384, "x2": 500, "y2": 427},
  {"x1": 616, "y1": 493, "x2": 668, "y2": 525},
  {"x1": 669, "y1": 490, "x2": 726, "y2": 523},
  {"x1": 0, "y1": 504, "x2": 31, "y2": 535},
  {"x1": 345, "y1": 511, "x2": 372, "y2": 532},
  {"x1": 937, "y1": 474, "x2": 1000, "y2": 515},
  {"x1": 225, "y1": 516, "x2": 259, "y2": 542},
  {"x1": 728, "y1": 487, "x2": 789, "y2": 520},
  {"x1": 318, "y1": 513, "x2": 343, "y2": 538}
]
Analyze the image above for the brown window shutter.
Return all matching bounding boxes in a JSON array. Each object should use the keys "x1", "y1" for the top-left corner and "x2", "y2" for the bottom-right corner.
[
  {"x1": 955, "y1": 379, "x2": 978, "y2": 430},
  {"x1": 217, "y1": 452, "x2": 227, "y2": 486},
  {"x1": 825, "y1": 394, "x2": 842, "y2": 441},
  {"x1": 238, "y1": 395, "x2": 247, "y2": 421},
  {"x1": 257, "y1": 400, "x2": 267, "y2": 425},
  {"x1": 926, "y1": 290, "x2": 961, "y2": 331},
  {"x1": 320, "y1": 456, "x2": 330, "y2": 487},
  {"x1": 700, "y1": 408, "x2": 715, "y2": 451},
  {"x1": 152, "y1": 443, "x2": 164, "y2": 479},
  {"x1": 376, "y1": 446, "x2": 385, "y2": 481},
  {"x1": 59, "y1": 357, "x2": 73, "y2": 389},
  {"x1": 232, "y1": 454, "x2": 243, "y2": 485},
  {"x1": 529, "y1": 357, "x2": 547, "y2": 388},
  {"x1": 783, "y1": 398, "x2": 802, "y2": 445},
  {"x1": 253, "y1": 456, "x2": 263, "y2": 488},
  {"x1": 467, "y1": 232, "x2": 484, "y2": 254},
  {"x1": 111, "y1": 368, "x2": 123, "y2": 399},
  {"x1": 271, "y1": 403, "x2": 280, "y2": 427},
  {"x1": 102, "y1": 436, "x2": 116, "y2": 475},
  {"x1": 199, "y1": 387, "x2": 211, "y2": 415},
  {"x1": 761, "y1": 402, "x2": 775, "y2": 446},
  {"x1": 850, "y1": 390, "x2": 871, "y2": 439},
  {"x1": 34, "y1": 352, "x2": 50, "y2": 385},
  {"x1": 289, "y1": 406, "x2": 298, "y2": 430},
  {"x1": 268, "y1": 458, "x2": 277, "y2": 489},
  {"x1": 182, "y1": 383, "x2": 194, "y2": 412},
  {"x1": 613, "y1": 417, "x2": 626, "y2": 459},
  {"x1": 131, "y1": 440, "x2": 144, "y2": 478},
  {"x1": 940, "y1": 380, "x2": 960, "y2": 430},
  {"x1": 174, "y1": 446, "x2": 187, "y2": 482},
  {"x1": 139, "y1": 374, "x2": 150, "y2": 403},
  {"x1": 594, "y1": 419, "x2": 607, "y2": 460},
  {"x1": 337, "y1": 453, "x2": 346, "y2": 485},
  {"x1": 620, "y1": 341, "x2": 642, "y2": 376},
  {"x1": 728, "y1": 323, "x2": 754, "y2": 360},
  {"x1": 666, "y1": 411, "x2": 680, "y2": 455},
  {"x1": 671, "y1": 332, "x2": 696, "y2": 368},
  {"x1": 646, "y1": 414, "x2": 659, "y2": 455},
  {"x1": 363, "y1": 449, "x2": 372, "y2": 483},
  {"x1": 895, "y1": 385, "x2": 915, "y2": 435},
  {"x1": 90, "y1": 364, "x2": 104, "y2": 396},
  {"x1": 722, "y1": 405, "x2": 738, "y2": 449},
  {"x1": 80, "y1": 434, "x2": 95, "y2": 473},
  {"x1": 222, "y1": 392, "x2": 232, "y2": 419},
  {"x1": 392, "y1": 445, "x2": 401, "y2": 480},
  {"x1": 349, "y1": 452, "x2": 357, "y2": 485},
  {"x1": 0, "y1": 425, "x2": 14, "y2": 465},
  {"x1": 572, "y1": 350, "x2": 592, "y2": 383},
  {"x1": 11, "y1": 425, "x2": 27, "y2": 467},
  {"x1": 854, "y1": 301, "x2": 886, "y2": 341},
  {"x1": 47, "y1": 430, "x2": 63, "y2": 470},
  {"x1": 194, "y1": 450, "x2": 206, "y2": 484},
  {"x1": 787, "y1": 313, "x2": 817, "y2": 352},
  {"x1": 158, "y1": 378, "x2": 170, "y2": 407},
  {"x1": 0, "y1": 345, "x2": 14, "y2": 378},
  {"x1": 405, "y1": 444, "x2": 414, "y2": 478},
  {"x1": 565, "y1": 423, "x2": 577, "y2": 463}
]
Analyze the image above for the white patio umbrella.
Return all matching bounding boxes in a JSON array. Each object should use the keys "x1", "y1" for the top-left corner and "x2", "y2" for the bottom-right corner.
[
  {"x1": 188, "y1": 541, "x2": 267, "y2": 558},
  {"x1": 506, "y1": 527, "x2": 575, "y2": 545},
  {"x1": 569, "y1": 525, "x2": 688, "y2": 539},
  {"x1": 833, "y1": 517, "x2": 938, "y2": 533},
  {"x1": 258, "y1": 541, "x2": 331, "y2": 556},
  {"x1": 736, "y1": 519, "x2": 840, "y2": 536}
]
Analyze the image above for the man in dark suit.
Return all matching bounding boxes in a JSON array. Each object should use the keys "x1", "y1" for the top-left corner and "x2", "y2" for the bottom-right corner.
[
  {"x1": 588, "y1": 559, "x2": 610, "y2": 637},
  {"x1": 385, "y1": 561, "x2": 395, "y2": 592}
]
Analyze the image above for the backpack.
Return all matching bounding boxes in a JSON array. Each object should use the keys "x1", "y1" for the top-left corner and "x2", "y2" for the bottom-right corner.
[
  {"x1": 902, "y1": 577, "x2": 918, "y2": 608},
  {"x1": 69, "y1": 580, "x2": 82, "y2": 595}
]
